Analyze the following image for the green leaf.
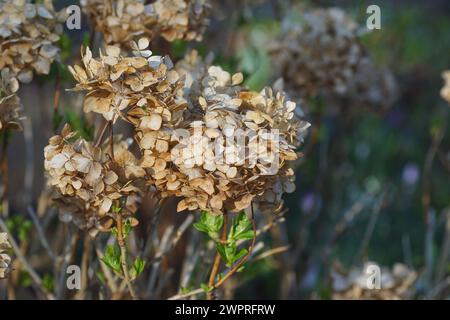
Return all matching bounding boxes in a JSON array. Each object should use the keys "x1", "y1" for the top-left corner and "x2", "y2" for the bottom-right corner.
[
  {"x1": 123, "y1": 219, "x2": 133, "y2": 239},
  {"x1": 130, "y1": 256, "x2": 145, "y2": 279},
  {"x1": 216, "y1": 243, "x2": 228, "y2": 265},
  {"x1": 58, "y1": 33, "x2": 72, "y2": 62},
  {"x1": 193, "y1": 221, "x2": 209, "y2": 233},
  {"x1": 216, "y1": 242, "x2": 247, "y2": 267},
  {"x1": 234, "y1": 248, "x2": 248, "y2": 262},
  {"x1": 194, "y1": 211, "x2": 224, "y2": 240},
  {"x1": 229, "y1": 212, "x2": 254, "y2": 242},
  {"x1": 180, "y1": 286, "x2": 192, "y2": 294},
  {"x1": 202, "y1": 211, "x2": 224, "y2": 233},
  {"x1": 19, "y1": 271, "x2": 32, "y2": 288},
  {"x1": 101, "y1": 245, "x2": 122, "y2": 274},
  {"x1": 42, "y1": 273, "x2": 54, "y2": 292},
  {"x1": 5, "y1": 216, "x2": 32, "y2": 243},
  {"x1": 200, "y1": 283, "x2": 214, "y2": 293},
  {"x1": 96, "y1": 271, "x2": 106, "y2": 285}
]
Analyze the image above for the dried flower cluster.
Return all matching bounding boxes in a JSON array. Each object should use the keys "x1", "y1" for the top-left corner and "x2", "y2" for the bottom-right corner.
[
  {"x1": 441, "y1": 70, "x2": 450, "y2": 105},
  {"x1": 68, "y1": 39, "x2": 182, "y2": 122},
  {"x1": 44, "y1": 124, "x2": 144, "y2": 233},
  {"x1": 169, "y1": 50, "x2": 310, "y2": 214},
  {"x1": 81, "y1": 0, "x2": 210, "y2": 48},
  {"x1": 47, "y1": 40, "x2": 309, "y2": 230},
  {"x1": 0, "y1": 232, "x2": 12, "y2": 279},
  {"x1": 270, "y1": 8, "x2": 396, "y2": 110},
  {"x1": 0, "y1": 0, "x2": 66, "y2": 83},
  {"x1": 0, "y1": 68, "x2": 22, "y2": 131},
  {"x1": 331, "y1": 262, "x2": 417, "y2": 300}
]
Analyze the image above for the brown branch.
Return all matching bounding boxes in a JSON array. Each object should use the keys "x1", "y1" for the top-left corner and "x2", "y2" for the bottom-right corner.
[
  {"x1": 214, "y1": 217, "x2": 256, "y2": 290},
  {"x1": 109, "y1": 121, "x2": 115, "y2": 160},
  {"x1": 116, "y1": 213, "x2": 137, "y2": 300},
  {"x1": 169, "y1": 205, "x2": 258, "y2": 300},
  {"x1": 207, "y1": 213, "x2": 228, "y2": 300},
  {"x1": 94, "y1": 120, "x2": 109, "y2": 148}
]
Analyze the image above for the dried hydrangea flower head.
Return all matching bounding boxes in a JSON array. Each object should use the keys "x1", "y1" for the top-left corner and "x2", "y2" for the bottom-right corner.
[
  {"x1": 0, "y1": 0, "x2": 66, "y2": 83},
  {"x1": 0, "y1": 68, "x2": 22, "y2": 131},
  {"x1": 81, "y1": 0, "x2": 210, "y2": 48},
  {"x1": 0, "y1": 232, "x2": 12, "y2": 278},
  {"x1": 69, "y1": 39, "x2": 184, "y2": 123},
  {"x1": 44, "y1": 124, "x2": 144, "y2": 234},
  {"x1": 271, "y1": 7, "x2": 396, "y2": 111},
  {"x1": 80, "y1": 0, "x2": 157, "y2": 47},
  {"x1": 153, "y1": 0, "x2": 210, "y2": 42},
  {"x1": 162, "y1": 51, "x2": 310, "y2": 214},
  {"x1": 441, "y1": 70, "x2": 450, "y2": 105},
  {"x1": 331, "y1": 262, "x2": 417, "y2": 300}
]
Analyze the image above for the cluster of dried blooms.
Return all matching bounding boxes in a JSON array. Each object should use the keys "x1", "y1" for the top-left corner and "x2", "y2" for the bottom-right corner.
[
  {"x1": 0, "y1": 68, "x2": 22, "y2": 131},
  {"x1": 44, "y1": 124, "x2": 144, "y2": 233},
  {"x1": 0, "y1": 0, "x2": 66, "y2": 84},
  {"x1": 46, "y1": 40, "x2": 309, "y2": 229},
  {"x1": 441, "y1": 70, "x2": 450, "y2": 105},
  {"x1": 331, "y1": 262, "x2": 417, "y2": 300},
  {"x1": 81, "y1": 0, "x2": 210, "y2": 48},
  {"x1": 270, "y1": 7, "x2": 396, "y2": 110},
  {"x1": 0, "y1": 232, "x2": 11, "y2": 279},
  {"x1": 145, "y1": 49, "x2": 309, "y2": 214}
]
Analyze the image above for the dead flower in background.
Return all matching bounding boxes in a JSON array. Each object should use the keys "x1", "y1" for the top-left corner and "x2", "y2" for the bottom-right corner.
[
  {"x1": 331, "y1": 262, "x2": 417, "y2": 300},
  {"x1": 81, "y1": 0, "x2": 210, "y2": 48},
  {"x1": 0, "y1": 68, "x2": 22, "y2": 131},
  {"x1": 0, "y1": 0, "x2": 66, "y2": 83},
  {"x1": 271, "y1": 7, "x2": 397, "y2": 111}
]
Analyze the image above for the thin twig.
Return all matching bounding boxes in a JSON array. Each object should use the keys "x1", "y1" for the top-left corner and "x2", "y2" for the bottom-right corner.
[
  {"x1": 94, "y1": 120, "x2": 109, "y2": 148},
  {"x1": 213, "y1": 216, "x2": 256, "y2": 290},
  {"x1": 149, "y1": 215, "x2": 194, "y2": 264},
  {"x1": 116, "y1": 213, "x2": 137, "y2": 299},
  {"x1": 27, "y1": 206, "x2": 56, "y2": 260},
  {"x1": 109, "y1": 120, "x2": 114, "y2": 160},
  {"x1": 253, "y1": 245, "x2": 290, "y2": 262},
  {"x1": 207, "y1": 213, "x2": 228, "y2": 300}
]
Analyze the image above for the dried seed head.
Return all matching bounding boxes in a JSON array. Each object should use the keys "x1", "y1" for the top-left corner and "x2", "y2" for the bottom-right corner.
[
  {"x1": 0, "y1": 0, "x2": 66, "y2": 83},
  {"x1": 44, "y1": 125, "x2": 144, "y2": 232},
  {"x1": 270, "y1": 7, "x2": 397, "y2": 111},
  {"x1": 144, "y1": 50, "x2": 311, "y2": 215},
  {"x1": 81, "y1": 0, "x2": 210, "y2": 48},
  {"x1": 69, "y1": 40, "x2": 184, "y2": 123}
]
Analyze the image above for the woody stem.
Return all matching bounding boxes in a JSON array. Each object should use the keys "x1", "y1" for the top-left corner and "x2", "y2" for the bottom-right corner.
[
  {"x1": 207, "y1": 213, "x2": 228, "y2": 300},
  {"x1": 109, "y1": 120, "x2": 114, "y2": 160},
  {"x1": 116, "y1": 213, "x2": 137, "y2": 300},
  {"x1": 212, "y1": 203, "x2": 256, "y2": 291}
]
